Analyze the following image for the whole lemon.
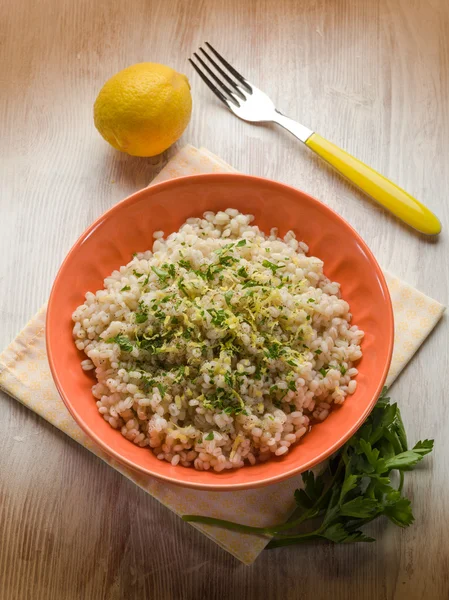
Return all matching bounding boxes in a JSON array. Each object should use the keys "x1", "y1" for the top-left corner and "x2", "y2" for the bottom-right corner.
[{"x1": 94, "y1": 63, "x2": 192, "y2": 157}]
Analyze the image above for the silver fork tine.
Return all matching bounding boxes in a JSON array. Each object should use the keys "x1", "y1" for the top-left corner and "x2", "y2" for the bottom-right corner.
[
  {"x1": 199, "y1": 47, "x2": 246, "y2": 100},
  {"x1": 188, "y1": 58, "x2": 232, "y2": 108},
  {"x1": 205, "y1": 42, "x2": 252, "y2": 92},
  {"x1": 192, "y1": 52, "x2": 240, "y2": 106}
]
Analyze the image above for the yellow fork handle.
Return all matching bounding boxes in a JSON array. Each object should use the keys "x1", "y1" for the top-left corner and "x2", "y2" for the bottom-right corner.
[{"x1": 305, "y1": 133, "x2": 441, "y2": 235}]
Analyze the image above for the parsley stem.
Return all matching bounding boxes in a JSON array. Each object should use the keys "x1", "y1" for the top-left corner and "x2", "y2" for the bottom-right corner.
[
  {"x1": 266, "y1": 533, "x2": 322, "y2": 548},
  {"x1": 366, "y1": 480, "x2": 377, "y2": 498},
  {"x1": 181, "y1": 515, "x2": 273, "y2": 536},
  {"x1": 183, "y1": 505, "x2": 321, "y2": 537},
  {"x1": 270, "y1": 507, "x2": 319, "y2": 533},
  {"x1": 345, "y1": 515, "x2": 378, "y2": 532}
]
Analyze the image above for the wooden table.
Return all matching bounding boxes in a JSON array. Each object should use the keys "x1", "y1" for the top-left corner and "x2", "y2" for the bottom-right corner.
[{"x1": 1, "y1": 0, "x2": 448, "y2": 598}]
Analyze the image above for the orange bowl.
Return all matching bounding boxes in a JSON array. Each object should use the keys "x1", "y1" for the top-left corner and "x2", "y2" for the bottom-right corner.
[{"x1": 47, "y1": 173, "x2": 393, "y2": 491}]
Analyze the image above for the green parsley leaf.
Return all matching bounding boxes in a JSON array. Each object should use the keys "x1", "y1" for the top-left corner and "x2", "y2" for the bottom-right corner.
[
  {"x1": 205, "y1": 432, "x2": 214, "y2": 441},
  {"x1": 219, "y1": 255, "x2": 238, "y2": 267},
  {"x1": 339, "y1": 474, "x2": 358, "y2": 502},
  {"x1": 156, "y1": 383, "x2": 166, "y2": 397},
  {"x1": 242, "y1": 279, "x2": 262, "y2": 289},
  {"x1": 224, "y1": 290, "x2": 234, "y2": 307},
  {"x1": 340, "y1": 497, "x2": 379, "y2": 519},
  {"x1": 120, "y1": 285, "x2": 131, "y2": 291},
  {"x1": 411, "y1": 439, "x2": 434, "y2": 457},
  {"x1": 384, "y1": 450, "x2": 426, "y2": 471},
  {"x1": 262, "y1": 259, "x2": 283, "y2": 274},
  {"x1": 164, "y1": 263, "x2": 176, "y2": 277},
  {"x1": 320, "y1": 523, "x2": 374, "y2": 544},
  {"x1": 236, "y1": 239, "x2": 247, "y2": 247},
  {"x1": 135, "y1": 312, "x2": 148, "y2": 324},
  {"x1": 106, "y1": 335, "x2": 133, "y2": 353},
  {"x1": 265, "y1": 342, "x2": 282, "y2": 359},
  {"x1": 214, "y1": 242, "x2": 234, "y2": 255},
  {"x1": 296, "y1": 470, "x2": 324, "y2": 507},
  {"x1": 383, "y1": 493, "x2": 414, "y2": 527},
  {"x1": 151, "y1": 266, "x2": 169, "y2": 283},
  {"x1": 178, "y1": 259, "x2": 192, "y2": 269},
  {"x1": 209, "y1": 308, "x2": 227, "y2": 328}
]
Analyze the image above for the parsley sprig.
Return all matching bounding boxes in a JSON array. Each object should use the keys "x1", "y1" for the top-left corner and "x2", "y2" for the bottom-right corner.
[{"x1": 183, "y1": 388, "x2": 433, "y2": 546}]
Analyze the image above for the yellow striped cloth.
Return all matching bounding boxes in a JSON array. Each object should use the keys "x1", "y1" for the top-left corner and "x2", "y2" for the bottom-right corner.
[{"x1": 0, "y1": 145, "x2": 444, "y2": 564}]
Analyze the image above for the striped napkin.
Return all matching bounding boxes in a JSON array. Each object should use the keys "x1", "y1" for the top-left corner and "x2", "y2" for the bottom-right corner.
[{"x1": 0, "y1": 145, "x2": 444, "y2": 565}]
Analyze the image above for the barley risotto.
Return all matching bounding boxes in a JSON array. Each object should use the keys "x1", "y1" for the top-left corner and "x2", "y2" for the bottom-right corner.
[{"x1": 72, "y1": 209, "x2": 363, "y2": 471}]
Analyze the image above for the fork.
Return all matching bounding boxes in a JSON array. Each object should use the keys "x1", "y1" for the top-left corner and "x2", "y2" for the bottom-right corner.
[{"x1": 189, "y1": 43, "x2": 441, "y2": 235}]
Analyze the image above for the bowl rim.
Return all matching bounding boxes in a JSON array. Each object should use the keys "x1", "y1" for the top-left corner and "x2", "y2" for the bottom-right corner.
[{"x1": 46, "y1": 172, "x2": 394, "y2": 491}]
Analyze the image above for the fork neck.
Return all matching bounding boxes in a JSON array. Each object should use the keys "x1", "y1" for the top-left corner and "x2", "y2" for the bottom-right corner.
[{"x1": 271, "y1": 110, "x2": 314, "y2": 144}]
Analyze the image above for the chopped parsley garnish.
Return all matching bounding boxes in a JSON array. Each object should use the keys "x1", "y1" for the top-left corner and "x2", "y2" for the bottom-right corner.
[
  {"x1": 156, "y1": 383, "x2": 166, "y2": 397},
  {"x1": 242, "y1": 279, "x2": 261, "y2": 289},
  {"x1": 182, "y1": 328, "x2": 192, "y2": 340},
  {"x1": 106, "y1": 335, "x2": 133, "y2": 352},
  {"x1": 262, "y1": 259, "x2": 283, "y2": 274},
  {"x1": 120, "y1": 285, "x2": 131, "y2": 292},
  {"x1": 219, "y1": 254, "x2": 238, "y2": 267},
  {"x1": 224, "y1": 371, "x2": 233, "y2": 386},
  {"x1": 214, "y1": 242, "x2": 235, "y2": 255},
  {"x1": 201, "y1": 387, "x2": 246, "y2": 415},
  {"x1": 135, "y1": 311, "x2": 148, "y2": 324},
  {"x1": 175, "y1": 365, "x2": 186, "y2": 382},
  {"x1": 205, "y1": 432, "x2": 214, "y2": 441},
  {"x1": 265, "y1": 342, "x2": 283, "y2": 359},
  {"x1": 177, "y1": 278, "x2": 188, "y2": 296},
  {"x1": 151, "y1": 266, "x2": 169, "y2": 284},
  {"x1": 178, "y1": 259, "x2": 192, "y2": 269},
  {"x1": 208, "y1": 308, "x2": 227, "y2": 328},
  {"x1": 162, "y1": 263, "x2": 176, "y2": 277},
  {"x1": 224, "y1": 290, "x2": 234, "y2": 307},
  {"x1": 254, "y1": 364, "x2": 264, "y2": 380}
]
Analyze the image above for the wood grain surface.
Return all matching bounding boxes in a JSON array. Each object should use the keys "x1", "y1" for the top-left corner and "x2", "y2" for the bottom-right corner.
[{"x1": 1, "y1": 0, "x2": 448, "y2": 598}]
